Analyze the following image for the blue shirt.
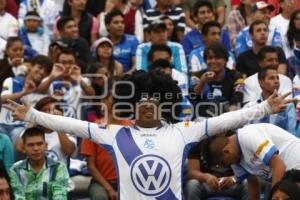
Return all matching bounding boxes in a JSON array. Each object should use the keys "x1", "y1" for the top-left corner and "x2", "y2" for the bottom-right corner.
[
  {"x1": 235, "y1": 26, "x2": 283, "y2": 56},
  {"x1": 136, "y1": 41, "x2": 188, "y2": 73},
  {"x1": 113, "y1": 34, "x2": 139, "y2": 72},
  {"x1": 182, "y1": 28, "x2": 231, "y2": 56}
]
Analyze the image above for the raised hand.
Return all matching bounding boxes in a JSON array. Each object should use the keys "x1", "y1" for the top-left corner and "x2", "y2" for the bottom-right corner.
[
  {"x1": 23, "y1": 80, "x2": 36, "y2": 94},
  {"x1": 267, "y1": 90, "x2": 298, "y2": 114},
  {"x1": 50, "y1": 64, "x2": 65, "y2": 79},
  {"x1": 69, "y1": 65, "x2": 81, "y2": 83},
  {"x1": 2, "y1": 99, "x2": 31, "y2": 121},
  {"x1": 200, "y1": 71, "x2": 215, "y2": 83}
]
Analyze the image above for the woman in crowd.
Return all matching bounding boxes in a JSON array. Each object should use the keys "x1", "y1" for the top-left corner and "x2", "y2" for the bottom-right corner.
[
  {"x1": 286, "y1": 9, "x2": 300, "y2": 57},
  {"x1": 0, "y1": 37, "x2": 27, "y2": 93},
  {"x1": 93, "y1": 37, "x2": 123, "y2": 78},
  {"x1": 161, "y1": 16, "x2": 180, "y2": 43}
]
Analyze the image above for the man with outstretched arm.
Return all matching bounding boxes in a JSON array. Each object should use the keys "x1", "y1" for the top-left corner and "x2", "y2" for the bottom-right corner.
[{"x1": 4, "y1": 71, "x2": 296, "y2": 200}]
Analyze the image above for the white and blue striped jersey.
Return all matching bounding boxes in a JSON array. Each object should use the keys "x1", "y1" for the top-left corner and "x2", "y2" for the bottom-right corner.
[
  {"x1": 25, "y1": 101, "x2": 272, "y2": 200},
  {"x1": 232, "y1": 123, "x2": 300, "y2": 182}
]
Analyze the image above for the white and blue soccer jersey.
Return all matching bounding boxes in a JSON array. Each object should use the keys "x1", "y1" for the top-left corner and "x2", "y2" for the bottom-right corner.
[
  {"x1": 235, "y1": 26, "x2": 283, "y2": 56},
  {"x1": 25, "y1": 101, "x2": 272, "y2": 199},
  {"x1": 189, "y1": 46, "x2": 236, "y2": 73},
  {"x1": 232, "y1": 123, "x2": 300, "y2": 182}
]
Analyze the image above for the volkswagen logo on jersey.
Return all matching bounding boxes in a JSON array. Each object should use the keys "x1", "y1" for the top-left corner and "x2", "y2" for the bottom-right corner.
[{"x1": 130, "y1": 155, "x2": 172, "y2": 196}]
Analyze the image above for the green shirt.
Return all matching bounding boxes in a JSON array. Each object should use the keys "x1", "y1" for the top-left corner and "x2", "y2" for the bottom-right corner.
[{"x1": 9, "y1": 157, "x2": 69, "y2": 200}]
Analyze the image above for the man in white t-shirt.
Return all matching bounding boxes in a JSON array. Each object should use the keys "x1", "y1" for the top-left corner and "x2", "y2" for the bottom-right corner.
[
  {"x1": 0, "y1": 0, "x2": 18, "y2": 40},
  {"x1": 243, "y1": 46, "x2": 292, "y2": 103},
  {"x1": 209, "y1": 123, "x2": 300, "y2": 200}
]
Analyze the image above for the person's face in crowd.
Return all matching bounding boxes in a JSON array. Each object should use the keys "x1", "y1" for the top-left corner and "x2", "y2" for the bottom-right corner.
[
  {"x1": 293, "y1": 13, "x2": 300, "y2": 30},
  {"x1": 203, "y1": 26, "x2": 221, "y2": 45},
  {"x1": 0, "y1": 178, "x2": 10, "y2": 200},
  {"x1": 23, "y1": 135, "x2": 47, "y2": 162},
  {"x1": 30, "y1": 64, "x2": 48, "y2": 83},
  {"x1": 150, "y1": 28, "x2": 168, "y2": 45},
  {"x1": 259, "y1": 69, "x2": 280, "y2": 95},
  {"x1": 151, "y1": 51, "x2": 172, "y2": 63},
  {"x1": 92, "y1": 67, "x2": 109, "y2": 87},
  {"x1": 197, "y1": 6, "x2": 214, "y2": 25},
  {"x1": 252, "y1": 23, "x2": 268, "y2": 46},
  {"x1": 259, "y1": 52, "x2": 279, "y2": 68},
  {"x1": 107, "y1": 15, "x2": 125, "y2": 37},
  {"x1": 5, "y1": 41, "x2": 24, "y2": 61},
  {"x1": 218, "y1": 141, "x2": 240, "y2": 166},
  {"x1": 163, "y1": 18, "x2": 174, "y2": 40},
  {"x1": 0, "y1": 0, "x2": 7, "y2": 12},
  {"x1": 24, "y1": 19, "x2": 41, "y2": 33},
  {"x1": 241, "y1": 0, "x2": 256, "y2": 6},
  {"x1": 156, "y1": 0, "x2": 172, "y2": 7},
  {"x1": 62, "y1": 20, "x2": 79, "y2": 40},
  {"x1": 253, "y1": 8, "x2": 271, "y2": 24},
  {"x1": 68, "y1": 0, "x2": 87, "y2": 12},
  {"x1": 271, "y1": 189, "x2": 292, "y2": 200},
  {"x1": 206, "y1": 50, "x2": 226, "y2": 74},
  {"x1": 97, "y1": 42, "x2": 113, "y2": 60},
  {"x1": 58, "y1": 53, "x2": 76, "y2": 77},
  {"x1": 281, "y1": 0, "x2": 296, "y2": 13}
]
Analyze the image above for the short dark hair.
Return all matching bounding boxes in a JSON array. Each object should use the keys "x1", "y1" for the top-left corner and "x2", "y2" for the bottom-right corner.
[
  {"x1": 203, "y1": 43, "x2": 229, "y2": 62},
  {"x1": 269, "y1": 180, "x2": 300, "y2": 200},
  {"x1": 283, "y1": 169, "x2": 300, "y2": 184},
  {"x1": 35, "y1": 96, "x2": 62, "y2": 113},
  {"x1": 257, "y1": 46, "x2": 278, "y2": 61},
  {"x1": 32, "y1": 55, "x2": 53, "y2": 74},
  {"x1": 22, "y1": 127, "x2": 45, "y2": 144},
  {"x1": 148, "y1": 44, "x2": 172, "y2": 62},
  {"x1": 208, "y1": 136, "x2": 229, "y2": 165},
  {"x1": 193, "y1": 0, "x2": 213, "y2": 17},
  {"x1": 105, "y1": 9, "x2": 124, "y2": 25},
  {"x1": 56, "y1": 48, "x2": 76, "y2": 62},
  {"x1": 57, "y1": 16, "x2": 74, "y2": 32},
  {"x1": 258, "y1": 66, "x2": 277, "y2": 80},
  {"x1": 149, "y1": 59, "x2": 172, "y2": 71},
  {"x1": 5, "y1": 36, "x2": 22, "y2": 50},
  {"x1": 249, "y1": 20, "x2": 267, "y2": 35},
  {"x1": 202, "y1": 21, "x2": 221, "y2": 36}
]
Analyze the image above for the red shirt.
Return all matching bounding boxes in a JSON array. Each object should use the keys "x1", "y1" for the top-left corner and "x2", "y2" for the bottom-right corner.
[{"x1": 5, "y1": 0, "x2": 18, "y2": 18}]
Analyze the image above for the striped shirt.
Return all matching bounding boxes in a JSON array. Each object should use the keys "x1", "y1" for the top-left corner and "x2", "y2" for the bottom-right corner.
[
  {"x1": 10, "y1": 157, "x2": 69, "y2": 200},
  {"x1": 143, "y1": 6, "x2": 185, "y2": 31}
]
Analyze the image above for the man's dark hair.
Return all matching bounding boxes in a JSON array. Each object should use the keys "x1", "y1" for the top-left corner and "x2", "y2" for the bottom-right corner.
[
  {"x1": 269, "y1": 180, "x2": 300, "y2": 200},
  {"x1": 35, "y1": 96, "x2": 62, "y2": 113},
  {"x1": 5, "y1": 37, "x2": 22, "y2": 50},
  {"x1": 148, "y1": 44, "x2": 172, "y2": 63},
  {"x1": 257, "y1": 46, "x2": 278, "y2": 61},
  {"x1": 258, "y1": 66, "x2": 277, "y2": 80},
  {"x1": 32, "y1": 55, "x2": 53, "y2": 75},
  {"x1": 193, "y1": 0, "x2": 213, "y2": 17},
  {"x1": 249, "y1": 20, "x2": 268, "y2": 35},
  {"x1": 56, "y1": 48, "x2": 76, "y2": 62},
  {"x1": 105, "y1": 9, "x2": 124, "y2": 25},
  {"x1": 202, "y1": 21, "x2": 221, "y2": 36},
  {"x1": 114, "y1": 70, "x2": 182, "y2": 123},
  {"x1": 203, "y1": 43, "x2": 229, "y2": 62},
  {"x1": 56, "y1": 16, "x2": 74, "y2": 32},
  {"x1": 149, "y1": 59, "x2": 172, "y2": 71},
  {"x1": 207, "y1": 136, "x2": 229, "y2": 165},
  {"x1": 22, "y1": 127, "x2": 45, "y2": 144},
  {"x1": 282, "y1": 169, "x2": 300, "y2": 184}
]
